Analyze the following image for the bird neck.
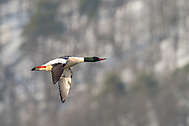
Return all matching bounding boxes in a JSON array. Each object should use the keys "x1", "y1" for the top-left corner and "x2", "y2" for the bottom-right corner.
[{"x1": 68, "y1": 57, "x2": 84, "y2": 63}]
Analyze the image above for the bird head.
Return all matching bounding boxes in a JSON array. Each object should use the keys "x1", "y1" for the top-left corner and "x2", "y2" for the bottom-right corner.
[{"x1": 84, "y1": 57, "x2": 107, "y2": 62}]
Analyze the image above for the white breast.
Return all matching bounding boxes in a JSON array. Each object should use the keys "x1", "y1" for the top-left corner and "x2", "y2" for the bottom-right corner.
[{"x1": 65, "y1": 57, "x2": 84, "y2": 68}]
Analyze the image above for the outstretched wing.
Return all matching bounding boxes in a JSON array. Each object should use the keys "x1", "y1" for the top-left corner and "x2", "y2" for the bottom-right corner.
[
  {"x1": 51, "y1": 63, "x2": 64, "y2": 84},
  {"x1": 58, "y1": 68, "x2": 72, "y2": 103}
]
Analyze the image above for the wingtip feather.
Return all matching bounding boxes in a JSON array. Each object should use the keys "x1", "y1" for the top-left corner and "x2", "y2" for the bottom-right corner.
[
  {"x1": 61, "y1": 99, "x2": 66, "y2": 103},
  {"x1": 31, "y1": 67, "x2": 36, "y2": 71}
]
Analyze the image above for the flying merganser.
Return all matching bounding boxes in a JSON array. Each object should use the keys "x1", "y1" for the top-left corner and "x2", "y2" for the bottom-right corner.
[{"x1": 31, "y1": 56, "x2": 106, "y2": 103}]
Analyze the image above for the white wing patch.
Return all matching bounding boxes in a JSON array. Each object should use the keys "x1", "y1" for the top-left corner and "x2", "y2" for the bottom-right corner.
[{"x1": 44, "y1": 58, "x2": 67, "y2": 66}]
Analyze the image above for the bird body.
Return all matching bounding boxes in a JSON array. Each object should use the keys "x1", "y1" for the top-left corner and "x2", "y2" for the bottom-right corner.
[
  {"x1": 31, "y1": 56, "x2": 106, "y2": 103},
  {"x1": 64, "y1": 57, "x2": 84, "y2": 68}
]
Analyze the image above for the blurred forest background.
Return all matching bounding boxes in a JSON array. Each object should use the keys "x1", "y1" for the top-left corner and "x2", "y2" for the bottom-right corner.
[{"x1": 0, "y1": 0, "x2": 189, "y2": 126}]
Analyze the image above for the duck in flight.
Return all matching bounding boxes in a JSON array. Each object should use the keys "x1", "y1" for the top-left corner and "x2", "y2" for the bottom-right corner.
[{"x1": 31, "y1": 56, "x2": 106, "y2": 103}]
